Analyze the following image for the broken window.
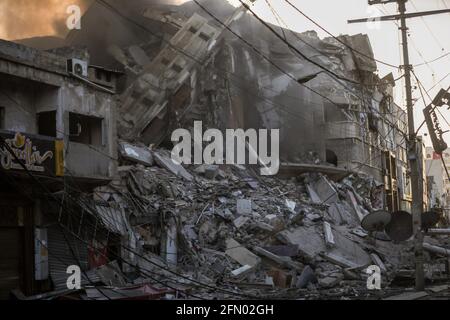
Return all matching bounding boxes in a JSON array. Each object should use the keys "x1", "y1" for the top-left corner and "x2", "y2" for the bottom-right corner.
[
  {"x1": 198, "y1": 32, "x2": 211, "y2": 42},
  {"x1": 69, "y1": 113, "x2": 103, "y2": 146},
  {"x1": 38, "y1": 111, "x2": 56, "y2": 137}
]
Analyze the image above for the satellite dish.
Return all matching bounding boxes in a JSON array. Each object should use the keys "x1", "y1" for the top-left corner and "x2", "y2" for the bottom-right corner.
[
  {"x1": 361, "y1": 210, "x2": 391, "y2": 232},
  {"x1": 422, "y1": 211, "x2": 440, "y2": 230},
  {"x1": 385, "y1": 210, "x2": 413, "y2": 242}
]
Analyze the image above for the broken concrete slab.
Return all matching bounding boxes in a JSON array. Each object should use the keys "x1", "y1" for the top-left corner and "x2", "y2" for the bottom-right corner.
[
  {"x1": 322, "y1": 252, "x2": 361, "y2": 269},
  {"x1": 423, "y1": 242, "x2": 450, "y2": 256},
  {"x1": 153, "y1": 151, "x2": 193, "y2": 181},
  {"x1": 347, "y1": 190, "x2": 365, "y2": 221},
  {"x1": 297, "y1": 265, "x2": 317, "y2": 289},
  {"x1": 263, "y1": 245, "x2": 299, "y2": 257},
  {"x1": 327, "y1": 202, "x2": 351, "y2": 225},
  {"x1": 285, "y1": 199, "x2": 296, "y2": 213},
  {"x1": 225, "y1": 239, "x2": 261, "y2": 267},
  {"x1": 277, "y1": 226, "x2": 326, "y2": 260},
  {"x1": 265, "y1": 214, "x2": 284, "y2": 229},
  {"x1": 254, "y1": 222, "x2": 275, "y2": 233},
  {"x1": 236, "y1": 199, "x2": 252, "y2": 215},
  {"x1": 319, "y1": 275, "x2": 343, "y2": 288},
  {"x1": 370, "y1": 253, "x2": 387, "y2": 273},
  {"x1": 233, "y1": 216, "x2": 250, "y2": 229},
  {"x1": 253, "y1": 246, "x2": 302, "y2": 271},
  {"x1": 267, "y1": 268, "x2": 291, "y2": 288},
  {"x1": 427, "y1": 285, "x2": 448, "y2": 293},
  {"x1": 195, "y1": 164, "x2": 219, "y2": 179},
  {"x1": 323, "y1": 222, "x2": 336, "y2": 248},
  {"x1": 119, "y1": 142, "x2": 154, "y2": 167},
  {"x1": 204, "y1": 165, "x2": 219, "y2": 180},
  {"x1": 231, "y1": 265, "x2": 255, "y2": 278},
  {"x1": 323, "y1": 227, "x2": 372, "y2": 269},
  {"x1": 307, "y1": 185, "x2": 322, "y2": 204}
]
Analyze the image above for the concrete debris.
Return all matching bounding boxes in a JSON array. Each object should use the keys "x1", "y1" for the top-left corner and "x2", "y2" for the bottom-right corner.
[
  {"x1": 297, "y1": 266, "x2": 318, "y2": 289},
  {"x1": 231, "y1": 265, "x2": 255, "y2": 278},
  {"x1": 94, "y1": 144, "x2": 419, "y2": 299},
  {"x1": 153, "y1": 150, "x2": 193, "y2": 181},
  {"x1": 236, "y1": 199, "x2": 252, "y2": 215},
  {"x1": 323, "y1": 222, "x2": 336, "y2": 248},
  {"x1": 225, "y1": 239, "x2": 261, "y2": 268},
  {"x1": 278, "y1": 226, "x2": 326, "y2": 260},
  {"x1": 267, "y1": 268, "x2": 291, "y2": 288},
  {"x1": 5, "y1": 0, "x2": 450, "y2": 301},
  {"x1": 423, "y1": 242, "x2": 450, "y2": 256},
  {"x1": 263, "y1": 245, "x2": 299, "y2": 257},
  {"x1": 307, "y1": 185, "x2": 322, "y2": 204},
  {"x1": 384, "y1": 291, "x2": 429, "y2": 300},
  {"x1": 313, "y1": 176, "x2": 339, "y2": 204},
  {"x1": 370, "y1": 253, "x2": 387, "y2": 273},
  {"x1": 253, "y1": 247, "x2": 302, "y2": 271},
  {"x1": 233, "y1": 216, "x2": 250, "y2": 229}
]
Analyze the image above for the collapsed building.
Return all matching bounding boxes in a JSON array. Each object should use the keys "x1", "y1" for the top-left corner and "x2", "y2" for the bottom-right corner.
[{"x1": 0, "y1": 0, "x2": 447, "y2": 300}]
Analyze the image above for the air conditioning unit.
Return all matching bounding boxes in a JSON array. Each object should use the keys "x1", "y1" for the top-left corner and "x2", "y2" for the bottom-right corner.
[{"x1": 67, "y1": 58, "x2": 88, "y2": 77}]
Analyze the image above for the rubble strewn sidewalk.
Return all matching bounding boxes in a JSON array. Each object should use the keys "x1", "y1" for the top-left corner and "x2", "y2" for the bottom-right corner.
[{"x1": 93, "y1": 143, "x2": 428, "y2": 300}]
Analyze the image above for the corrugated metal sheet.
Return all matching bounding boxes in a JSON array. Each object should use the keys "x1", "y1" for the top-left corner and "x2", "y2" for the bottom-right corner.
[
  {"x1": 47, "y1": 226, "x2": 100, "y2": 290},
  {"x1": 95, "y1": 205, "x2": 130, "y2": 236},
  {"x1": 77, "y1": 196, "x2": 130, "y2": 236}
]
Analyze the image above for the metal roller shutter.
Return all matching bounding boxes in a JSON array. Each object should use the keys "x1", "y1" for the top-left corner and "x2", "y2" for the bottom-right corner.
[{"x1": 47, "y1": 226, "x2": 100, "y2": 290}]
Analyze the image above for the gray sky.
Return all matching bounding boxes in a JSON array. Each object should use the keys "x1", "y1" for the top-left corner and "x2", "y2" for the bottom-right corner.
[{"x1": 223, "y1": 0, "x2": 450, "y2": 146}]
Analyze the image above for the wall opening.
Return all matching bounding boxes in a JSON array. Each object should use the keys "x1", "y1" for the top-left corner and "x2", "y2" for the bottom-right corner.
[
  {"x1": 37, "y1": 111, "x2": 56, "y2": 137},
  {"x1": 69, "y1": 113, "x2": 103, "y2": 146},
  {"x1": 326, "y1": 149, "x2": 338, "y2": 167}
]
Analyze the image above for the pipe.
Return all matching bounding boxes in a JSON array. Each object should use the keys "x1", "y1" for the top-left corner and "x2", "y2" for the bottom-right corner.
[{"x1": 423, "y1": 242, "x2": 450, "y2": 256}]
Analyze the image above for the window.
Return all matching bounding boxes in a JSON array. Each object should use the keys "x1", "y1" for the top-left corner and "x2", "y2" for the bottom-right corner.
[
  {"x1": 38, "y1": 111, "x2": 56, "y2": 137},
  {"x1": 69, "y1": 113, "x2": 103, "y2": 146}
]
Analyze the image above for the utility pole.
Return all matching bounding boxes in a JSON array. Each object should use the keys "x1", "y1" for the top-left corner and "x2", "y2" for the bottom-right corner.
[{"x1": 348, "y1": 0, "x2": 450, "y2": 291}]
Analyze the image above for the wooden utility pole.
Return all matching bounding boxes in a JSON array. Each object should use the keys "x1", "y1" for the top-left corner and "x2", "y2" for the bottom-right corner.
[{"x1": 349, "y1": 0, "x2": 450, "y2": 291}]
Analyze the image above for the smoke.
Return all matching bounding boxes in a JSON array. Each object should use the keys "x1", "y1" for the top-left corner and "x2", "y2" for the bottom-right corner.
[{"x1": 0, "y1": 0, "x2": 91, "y2": 40}]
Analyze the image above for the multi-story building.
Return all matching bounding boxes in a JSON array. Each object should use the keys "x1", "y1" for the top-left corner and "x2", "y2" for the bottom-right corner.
[
  {"x1": 0, "y1": 40, "x2": 118, "y2": 298},
  {"x1": 425, "y1": 157, "x2": 446, "y2": 208},
  {"x1": 426, "y1": 147, "x2": 450, "y2": 210}
]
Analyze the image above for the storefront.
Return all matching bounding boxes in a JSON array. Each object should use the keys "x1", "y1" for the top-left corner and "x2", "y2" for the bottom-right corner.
[{"x1": 0, "y1": 131, "x2": 63, "y2": 298}]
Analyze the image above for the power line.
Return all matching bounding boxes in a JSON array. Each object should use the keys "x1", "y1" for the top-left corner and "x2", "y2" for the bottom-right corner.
[
  {"x1": 237, "y1": 0, "x2": 369, "y2": 86},
  {"x1": 93, "y1": 0, "x2": 341, "y2": 124},
  {"x1": 414, "y1": 52, "x2": 450, "y2": 67},
  {"x1": 193, "y1": 0, "x2": 363, "y2": 108}
]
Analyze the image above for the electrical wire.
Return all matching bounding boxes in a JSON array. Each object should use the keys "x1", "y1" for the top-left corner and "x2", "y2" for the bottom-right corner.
[
  {"x1": 283, "y1": 0, "x2": 399, "y2": 69},
  {"x1": 237, "y1": 0, "x2": 367, "y2": 86}
]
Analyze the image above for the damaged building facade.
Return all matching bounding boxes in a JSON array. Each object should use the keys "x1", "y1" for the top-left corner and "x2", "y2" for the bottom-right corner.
[{"x1": 62, "y1": 1, "x2": 413, "y2": 212}]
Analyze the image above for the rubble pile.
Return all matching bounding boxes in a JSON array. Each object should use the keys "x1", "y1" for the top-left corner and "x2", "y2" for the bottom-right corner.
[{"x1": 93, "y1": 142, "x2": 420, "y2": 299}]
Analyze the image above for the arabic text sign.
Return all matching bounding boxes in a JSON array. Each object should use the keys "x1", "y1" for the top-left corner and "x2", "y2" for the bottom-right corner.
[{"x1": 0, "y1": 131, "x2": 62, "y2": 176}]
